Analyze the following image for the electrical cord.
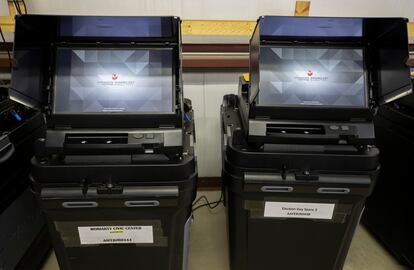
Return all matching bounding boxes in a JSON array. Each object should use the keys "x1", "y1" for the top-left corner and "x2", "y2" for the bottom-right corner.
[
  {"x1": 192, "y1": 192, "x2": 224, "y2": 212},
  {"x1": 12, "y1": 0, "x2": 23, "y2": 15},
  {"x1": 17, "y1": 0, "x2": 22, "y2": 14},
  {"x1": 0, "y1": 25, "x2": 12, "y2": 72},
  {"x1": 12, "y1": 0, "x2": 21, "y2": 15},
  {"x1": 21, "y1": 0, "x2": 27, "y2": 14},
  {"x1": 192, "y1": 200, "x2": 222, "y2": 212}
]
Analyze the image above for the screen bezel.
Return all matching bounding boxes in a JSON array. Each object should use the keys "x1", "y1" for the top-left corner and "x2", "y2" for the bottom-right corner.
[
  {"x1": 52, "y1": 46, "x2": 176, "y2": 115},
  {"x1": 256, "y1": 45, "x2": 369, "y2": 109},
  {"x1": 259, "y1": 17, "x2": 364, "y2": 40},
  {"x1": 58, "y1": 16, "x2": 175, "y2": 40}
]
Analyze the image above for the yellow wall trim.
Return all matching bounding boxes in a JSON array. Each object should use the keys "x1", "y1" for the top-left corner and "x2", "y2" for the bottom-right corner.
[
  {"x1": 295, "y1": 1, "x2": 311, "y2": 16},
  {"x1": 181, "y1": 20, "x2": 256, "y2": 36},
  {"x1": 0, "y1": 1, "x2": 25, "y2": 32},
  {"x1": 408, "y1": 22, "x2": 414, "y2": 38}
]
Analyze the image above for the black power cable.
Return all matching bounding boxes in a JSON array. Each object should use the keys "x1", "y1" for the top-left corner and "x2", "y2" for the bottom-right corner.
[
  {"x1": 21, "y1": 0, "x2": 27, "y2": 14},
  {"x1": 12, "y1": 0, "x2": 22, "y2": 15},
  {"x1": 12, "y1": 0, "x2": 19, "y2": 14},
  {"x1": 192, "y1": 193, "x2": 224, "y2": 212}
]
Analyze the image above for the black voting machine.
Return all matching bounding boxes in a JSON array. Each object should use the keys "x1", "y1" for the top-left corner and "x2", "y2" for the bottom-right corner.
[
  {"x1": 1, "y1": 86, "x2": 51, "y2": 269},
  {"x1": 362, "y1": 77, "x2": 414, "y2": 268},
  {"x1": 221, "y1": 16, "x2": 411, "y2": 270},
  {"x1": 10, "y1": 15, "x2": 197, "y2": 270}
]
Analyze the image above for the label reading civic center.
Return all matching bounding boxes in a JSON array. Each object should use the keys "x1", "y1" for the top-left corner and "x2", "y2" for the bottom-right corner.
[
  {"x1": 78, "y1": 226, "x2": 153, "y2": 245},
  {"x1": 264, "y1": 202, "x2": 335, "y2": 220}
]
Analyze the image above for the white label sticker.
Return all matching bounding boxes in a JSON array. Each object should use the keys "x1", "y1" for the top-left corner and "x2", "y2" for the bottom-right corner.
[
  {"x1": 264, "y1": 202, "x2": 335, "y2": 220},
  {"x1": 78, "y1": 226, "x2": 153, "y2": 245}
]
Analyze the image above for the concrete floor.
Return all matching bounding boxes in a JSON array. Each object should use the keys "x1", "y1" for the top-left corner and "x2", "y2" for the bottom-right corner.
[{"x1": 41, "y1": 191, "x2": 407, "y2": 270}]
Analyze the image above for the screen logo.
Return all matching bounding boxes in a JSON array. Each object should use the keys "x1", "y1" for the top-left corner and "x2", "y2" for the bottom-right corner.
[
  {"x1": 294, "y1": 70, "x2": 328, "y2": 82},
  {"x1": 98, "y1": 73, "x2": 135, "y2": 87}
]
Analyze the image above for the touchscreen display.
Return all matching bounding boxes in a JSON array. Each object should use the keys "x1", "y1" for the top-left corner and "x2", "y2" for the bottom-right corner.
[
  {"x1": 258, "y1": 47, "x2": 366, "y2": 108},
  {"x1": 54, "y1": 48, "x2": 174, "y2": 113}
]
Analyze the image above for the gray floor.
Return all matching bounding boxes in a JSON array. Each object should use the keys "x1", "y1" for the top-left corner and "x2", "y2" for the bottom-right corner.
[{"x1": 41, "y1": 191, "x2": 407, "y2": 270}]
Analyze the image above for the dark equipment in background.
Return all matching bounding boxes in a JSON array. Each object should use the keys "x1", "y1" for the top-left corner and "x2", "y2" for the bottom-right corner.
[
  {"x1": 10, "y1": 15, "x2": 197, "y2": 270},
  {"x1": 362, "y1": 78, "x2": 414, "y2": 268},
  {"x1": 221, "y1": 16, "x2": 411, "y2": 270},
  {"x1": 0, "y1": 86, "x2": 51, "y2": 270}
]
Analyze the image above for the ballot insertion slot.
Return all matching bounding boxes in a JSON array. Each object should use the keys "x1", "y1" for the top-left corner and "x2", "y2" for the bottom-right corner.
[
  {"x1": 65, "y1": 134, "x2": 129, "y2": 145},
  {"x1": 266, "y1": 124, "x2": 326, "y2": 135}
]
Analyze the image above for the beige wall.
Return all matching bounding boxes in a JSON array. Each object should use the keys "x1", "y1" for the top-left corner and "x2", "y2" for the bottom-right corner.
[
  {"x1": 183, "y1": 72, "x2": 239, "y2": 177},
  {"x1": 26, "y1": 0, "x2": 414, "y2": 20}
]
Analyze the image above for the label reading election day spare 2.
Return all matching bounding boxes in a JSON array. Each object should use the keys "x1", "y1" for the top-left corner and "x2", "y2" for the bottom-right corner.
[
  {"x1": 264, "y1": 202, "x2": 335, "y2": 220},
  {"x1": 78, "y1": 226, "x2": 154, "y2": 245}
]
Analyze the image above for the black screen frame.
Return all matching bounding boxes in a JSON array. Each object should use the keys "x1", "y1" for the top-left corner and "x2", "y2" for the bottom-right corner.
[
  {"x1": 52, "y1": 46, "x2": 176, "y2": 115},
  {"x1": 9, "y1": 15, "x2": 184, "y2": 129},
  {"x1": 56, "y1": 16, "x2": 178, "y2": 43},
  {"x1": 47, "y1": 43, "x2": 182, "y2": 129}
]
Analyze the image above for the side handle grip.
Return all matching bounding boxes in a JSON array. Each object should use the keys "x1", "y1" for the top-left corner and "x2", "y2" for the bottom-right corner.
[
  {"x1": 62, "y1": 202, "x2": 98, "y2": 208},
  {"x1": 261, "y1": 186, "x2": 294, "y2": 193},
  {"x1": 124, "y1": 200, "x2": 160, "y2": 207},
  {"x1": 0, "y1": 142, "x2": 15, "y2": 164},
  {"x1": 317, "y1": 188, "x2": 350, "y2": 194}
]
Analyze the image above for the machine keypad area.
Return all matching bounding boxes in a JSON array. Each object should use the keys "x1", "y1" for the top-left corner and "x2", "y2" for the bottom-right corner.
[
  {"x1": 129, "y1": 133, "x2": 163, "y2": 144},
  {"x1": 328, "y1": 125, "x2": 350, "y2": 131},
  {"x1": 326, "y1": 125, "x2": 355, "y2": 135}
]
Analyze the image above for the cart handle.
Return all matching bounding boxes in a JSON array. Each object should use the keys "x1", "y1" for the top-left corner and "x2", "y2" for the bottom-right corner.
[
  {"x1": 0, "y1": 140, "x2": 15, "y2": 164},
  {"x1": 124, "y1": 200, "x2": 160, "y2": 207},
  {"x1": 317, "y1": 188, "x2": 350, "y2": 194},
  {"x1": 62, "y1": 201, "x2": 99, "y2": 208},
  {"x1": 261, "y1": 186, "x2": 294, "y2": 193}
]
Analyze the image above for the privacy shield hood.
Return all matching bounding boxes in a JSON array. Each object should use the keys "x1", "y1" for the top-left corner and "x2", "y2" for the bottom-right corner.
[
  {"x1": 249, "y1": 16, "x2": 412, "y2": 106},
  {"x1": 10, "y1": 15, "x2": 183, "y2": 129}
]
